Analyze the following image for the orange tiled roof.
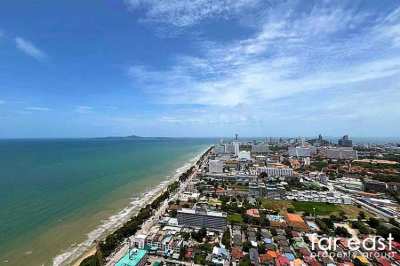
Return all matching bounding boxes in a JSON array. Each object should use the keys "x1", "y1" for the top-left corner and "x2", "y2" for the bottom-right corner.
[
  {"x1": 286, "y1": 213, "x2": 304, "y2": 223},
  {"x1": 267, "y1": 250, "x2": 278, "y2": 258},
  {"x1": 231, "y1": 247, "x2": 244, "y2": 259}
]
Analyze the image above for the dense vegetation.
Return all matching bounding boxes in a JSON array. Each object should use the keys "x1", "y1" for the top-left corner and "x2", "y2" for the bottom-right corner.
[
  {"x1": 309, "y1": 160, "x2": 328, "y2": 171},
  {"x1": 222, "y1": 229, "x2": 231, "y2": 249}
]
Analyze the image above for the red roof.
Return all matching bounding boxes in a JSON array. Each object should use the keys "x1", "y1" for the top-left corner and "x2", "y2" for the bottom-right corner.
[
  {"x1": 393, "y1": 241, "x2": 400, "y2": 250},
  {"x1": 377, "y1": 257, "x2": 391, "y2": 266},
  {"x1": 291, "y1": 231, "x2": 301, "y2": 237},
  {"x1": 393, "y1": 252, "x2": 400, "y2": 261},
  {"x1": 307, "y1": 257, "x2": 321, "y2": 266},
  {"x1": 185, "y1": 248, "x2": 193, "y2": 258},
  {"x1": 259, "y1": 253, "x2": 274, "y2": 263},
  {"x1": 298, "y1": 247, "x2": 311, "y2": 257},
  {"x1": 231, "y1": 246, "x2": 244, "y2": 260},
  {"x1": 276, "y1": 255, "x2": 290, "y2": 266},
  {"x1": 246, "y1": 208, "x2": 260, "y2": 218}
]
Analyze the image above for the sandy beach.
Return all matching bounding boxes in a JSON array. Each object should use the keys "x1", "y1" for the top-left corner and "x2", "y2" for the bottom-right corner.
[{"x1": 65, "y1": 146, "x2": 211, "y2": 266}]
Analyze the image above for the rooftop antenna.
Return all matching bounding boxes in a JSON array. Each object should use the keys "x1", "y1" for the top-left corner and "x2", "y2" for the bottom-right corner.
[{"x1": 235, "y1": 133, "x2": 238, "y2": 141}]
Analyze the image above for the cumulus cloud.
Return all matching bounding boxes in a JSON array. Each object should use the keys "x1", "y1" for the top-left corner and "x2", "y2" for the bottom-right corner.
[{"x1": 15, "y1": 37, "x2": 47, "y2": 60}]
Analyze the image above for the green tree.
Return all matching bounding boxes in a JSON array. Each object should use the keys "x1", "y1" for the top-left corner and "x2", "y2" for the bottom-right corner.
[
  {"x1": 242, "y1": 241, "x2": 251, "y2": 252},
  {"x1": 287, "y1": 207, "x2": 295, "y2": 213},
  {"x1": 367, "y1": 217, "x2": 380, "y2": 228},
  {"x1": 222, "y1": 229, "x2": 231, "y2": 249},
  {"x1": 358, "y1": 211, "x2": 366, "y2": 220},
  {"x1": 258, "y1": 242, "x2": 266, "y2": 254},
  {"x1": 335, "y1": 226, "x2": 351, "y2": 238},
  {"x1": 79, "y1": 254, "x2": 101, "y2": 266},
  {"x1": 239, "y1": 255, "x2": 251, "y2": 266}
]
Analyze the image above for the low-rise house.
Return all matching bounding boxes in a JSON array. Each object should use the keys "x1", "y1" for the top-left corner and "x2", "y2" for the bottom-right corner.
[
  {"x1": 297, "y1": 247, "x2": 311, "y2": 258},
  {"x1": 376, "y1": 257, "x2": 392, "y2": 266},
  {"x1": 260, "y1": 229, "x2": 272, "y2": 239},
  {"x1": 267, "y1": 214, "x2": 287, "y2": 228},
  {"x1": 248, "y1": 229, "x2": 257, "y2": 243},
  {"x1": 283, "y1": 253, "x2": 295, "y2": 261},
  {"x1": 293, "y1": 258, "x2": 305, "y2": 266},
  {"x1": 303, "y1": 256, "x2": 321, "y2": 266},
  {"x1": 249, "y1": 248, "x2": 260, "y2": 266},
  {"x1": 232, "y1": 226, "x2": 243, "y2": 246},
  {"x1": 264, "y1": 243, "x2": 276, "y2": 251},
  {"x1": 286, "y1": 213, "x2": 309, "y2": 232},
  {"x1": 184, "y1": 247, "x2": 194, "y2": 260},
  {"x1": 211, "y1": 245, "x2": 229, "y2": 265},
  {"x1": 276, "y1": 255, "x2": 290, "y2": 266},
  {"x1": 246, "y1": 208, "x2": 260, "y2": 218},
  {"x1": 231, "y1": 246, "x2": 244, "y2": 263},
  {"x1": 259, "y1": 253, "x2": 274, "y2": 265}
]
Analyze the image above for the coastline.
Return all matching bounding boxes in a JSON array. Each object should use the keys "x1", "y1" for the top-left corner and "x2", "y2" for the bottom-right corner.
[{"x1": 56, "y1": 146, "x2": 212, "y2": 266}]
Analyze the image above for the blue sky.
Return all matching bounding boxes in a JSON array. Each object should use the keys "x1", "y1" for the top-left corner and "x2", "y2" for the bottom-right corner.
[{"x1": 0, "y1": 0, "x2": 400, "y2": 138}]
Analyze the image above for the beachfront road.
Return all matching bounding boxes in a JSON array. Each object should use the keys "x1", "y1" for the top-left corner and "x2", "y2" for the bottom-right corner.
[{"x1": 105, "y1": 152, "x2": 207, "y2": 266}]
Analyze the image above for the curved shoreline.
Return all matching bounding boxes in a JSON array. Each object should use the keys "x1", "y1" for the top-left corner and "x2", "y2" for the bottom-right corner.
[{"x1": 53, "y1": 146, "x2": 211, "y2": 266}]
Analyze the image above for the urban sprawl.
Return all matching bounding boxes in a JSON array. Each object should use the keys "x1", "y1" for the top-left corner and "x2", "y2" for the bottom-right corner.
[{"x1": 81, "y1": 135, "x2": 400, "y2": 266}]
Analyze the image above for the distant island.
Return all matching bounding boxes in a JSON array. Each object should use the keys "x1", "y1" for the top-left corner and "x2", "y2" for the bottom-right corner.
[{"x1": 97, "y1": 134, "x2": 142, "y2": 140}]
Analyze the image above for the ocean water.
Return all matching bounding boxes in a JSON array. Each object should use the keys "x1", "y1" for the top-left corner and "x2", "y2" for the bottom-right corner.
[{"x1": 0, "y1": 138, "x2": 213, "y2": 266}]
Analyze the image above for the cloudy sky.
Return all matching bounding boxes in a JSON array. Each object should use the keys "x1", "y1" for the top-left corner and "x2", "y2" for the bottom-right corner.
[{"x1": 0, "y1": 0, "x2": 399, "y2": 138}]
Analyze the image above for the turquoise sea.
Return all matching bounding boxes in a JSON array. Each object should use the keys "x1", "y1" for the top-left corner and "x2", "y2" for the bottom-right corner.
[{"x1": 0, "y1": 138, "x2": 213, "y2": 266}]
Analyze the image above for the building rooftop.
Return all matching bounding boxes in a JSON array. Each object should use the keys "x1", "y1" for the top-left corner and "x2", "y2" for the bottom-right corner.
[
  {"x1": 178, "y1": 208, "x2": 227, "y2": 217},
  {"x1": 287, "y1": 213, "x2": 304, "y2": 223},
  {"x1": 116, "y1": 249, "x2": 147, "y2": 266},
  {"x1": 246, "y1": 208, "x2": 260, "y2": 218}
]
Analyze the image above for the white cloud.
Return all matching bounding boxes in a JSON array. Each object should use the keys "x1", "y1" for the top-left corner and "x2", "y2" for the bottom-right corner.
[
  {"x1": 125, "y1": 0, "x2": 261, "y2": 27},
  {"x1": 25, "y1": 106, "x2": 51, "y2": 111},
  {"x1": 15, "y1": 37, "x2": 47, "y2": 60},
  {"x1": 127, "y1": 1, "x2": 400, "y2": 135},
  {"x1": 129, "y1": 2, "x2": 400, "y2": 110}
]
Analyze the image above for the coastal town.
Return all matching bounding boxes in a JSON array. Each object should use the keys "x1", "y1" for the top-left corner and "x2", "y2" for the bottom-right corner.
[{"x1": 80, "y1": 135, "x2": 400, "y2": 266}]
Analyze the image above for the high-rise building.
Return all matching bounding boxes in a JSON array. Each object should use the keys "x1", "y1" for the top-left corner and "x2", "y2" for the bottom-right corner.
[
  {"x1": 338, "y1": 135, "x2": 353, "y2": 147},
  {"x1": 251, "y1": 143, "x2": 269, "y2": 154},
  {"x1": 324, "y1": 147, "x2": 358, "y2": 160},
  {"x1": 256, "y1": 166, "x2": 293, "y2": 177},
  {"x1": 209, "y1": 160, "x2": 224, "y2": 173},
  {"x1": 224, "y1": 143, "x2": 235, "y2": 154},
  {"x1": 288, "y1": 146, "x2": 316, "y2": 157},
  {"x1": 363, "y1": 179, "x2": 387, "y2": 193},
  {"x1": 238, "y1": 151, "x2": 251, "y2": 160},
  {"x1": 177, "y1": 208, "x2": 227, "y2": 230},
  {"x1": 213, "y1": 145, "x2": 225, "y2": 154},
  {"x1": 233, "y1": 142, "x2": 240, "y2": 157}
]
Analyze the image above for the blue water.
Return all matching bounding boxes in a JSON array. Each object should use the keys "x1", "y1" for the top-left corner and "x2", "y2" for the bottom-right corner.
[{"x1": 0, "y1": 138, "x2": 213, "y2": 265}]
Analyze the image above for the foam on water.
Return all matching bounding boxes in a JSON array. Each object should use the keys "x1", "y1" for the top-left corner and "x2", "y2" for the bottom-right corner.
[{"x1": 52, "y1": 148, "x2": 208, "y2": 266}]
